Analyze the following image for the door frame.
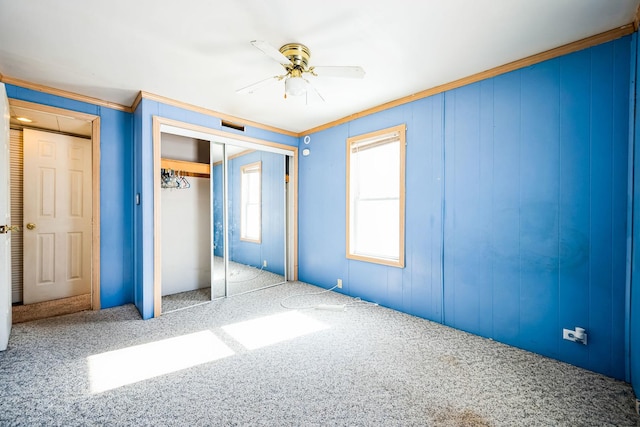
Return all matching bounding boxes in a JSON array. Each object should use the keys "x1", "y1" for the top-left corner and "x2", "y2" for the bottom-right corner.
[
  {"x1": 8, "y1": 99, "x2": 101, "y2": 310},
  {"x1": 152, "y1": 116, "x2": 298, "y2": 318}
]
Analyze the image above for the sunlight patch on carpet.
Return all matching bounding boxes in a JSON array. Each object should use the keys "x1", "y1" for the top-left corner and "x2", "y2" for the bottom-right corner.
[
  {"x1": 87, "y1": 330, "x2": 234, "y2": 393},
  {"x1": 222, "y1": 311, "x2": 330, "y2": 350}
]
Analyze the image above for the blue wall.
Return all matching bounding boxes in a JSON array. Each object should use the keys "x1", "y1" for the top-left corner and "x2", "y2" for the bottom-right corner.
[
  {"x1": 133, "y1": 99, "x2": 297, "y2": 319},
  {"x1": 299, "y1": 36, "x2": 632, "y2": 379},
  {"x1": 5, "y1": 85, "x2": 135, "y2": 308},
  {"x1": 213, "y1": 150, "x2": 286, "y2": 275},
  {"x1": 630, "y1": 32, "x2": 640, "y2": 394}
]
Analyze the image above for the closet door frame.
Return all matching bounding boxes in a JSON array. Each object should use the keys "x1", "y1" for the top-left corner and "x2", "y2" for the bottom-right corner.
[{"x1": 152, "y1": 116, "x2": 298, "y2": 317}]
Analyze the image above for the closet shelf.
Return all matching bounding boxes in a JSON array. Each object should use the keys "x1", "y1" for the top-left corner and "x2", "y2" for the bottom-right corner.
[{"x1": 161, "y1": 158, "x2": 210, "y2": 177}]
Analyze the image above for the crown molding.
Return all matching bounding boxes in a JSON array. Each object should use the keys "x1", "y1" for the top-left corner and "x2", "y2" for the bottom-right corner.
[
  {"x1": 137, "y1": 91, "x2": 298, "y2": 137},
  {"x1": 301, "y1": 23, "x2": 635, "y2": 136},
  {"x1": 0, "y1": 75, "x2": 132, "y2": 113}
]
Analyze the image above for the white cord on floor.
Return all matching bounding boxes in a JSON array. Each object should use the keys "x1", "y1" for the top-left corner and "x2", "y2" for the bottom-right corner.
[
  {"x1": 344, "y1": 297, "x2": 379, "y2": 308},
  {"x1": 280, "y1": 285, "x2": 379, "y2": 310},
  {"x1": 280, "y1": 284, "x2": 340, "y2": 310},
  {"x1": 228, "y1": 265, "x2": 265, "y2": 283}
]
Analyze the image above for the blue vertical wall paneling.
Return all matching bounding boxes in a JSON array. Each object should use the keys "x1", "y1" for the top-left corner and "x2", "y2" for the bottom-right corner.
[
  {"x1": 132, "y1": 103, "x2": 143, "y2": 313},
  {"x1": 491, "y1": 70, "x2": 522, "y2": 346},
  {"x1": 227, "y1": 150, "x2": 286, "y2": 275},
  {"x1": 5, "y1": 84, "x2": 135, "y2": 309},
  {"x1": 557, "y1": 48, "x2": 590, "y2": 366},
  {"x1": 134, "y1": 99, "x2": 158, "y2": 319},
  {"x1": 98, "y1": 107, "x2": 134, "y2": 307},
  {"x1": 518, "y1": 58, "x2": 562, "y2": 359},
  {"x1": 585, "y1": 42, "x2": 614, "y2": 375},
  {"x1": 298, "y1": 125, "x2": 350, "y2": 293},
  {"x1": 630, "y1": 31, "x2": 640, "y2": 392},
  {"x1": 443, "y1": 80, "x2": 499, "y2": 338},
  {"x1": 403, "y1": 96, "x2": 445, "y2": 321},
  {"x1": 298, "y1": 35, "x2": 632, "y2": 380}
]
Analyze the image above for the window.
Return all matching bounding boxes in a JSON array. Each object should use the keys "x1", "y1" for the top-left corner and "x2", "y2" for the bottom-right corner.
[
  {"x1": 347, "y1": 124, "x2": 405, "y2": 267},
  {"x1": 241, "y1": 161, "x2": 261, "y2": 243}
]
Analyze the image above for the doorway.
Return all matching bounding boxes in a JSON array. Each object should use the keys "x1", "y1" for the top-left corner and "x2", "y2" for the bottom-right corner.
[
  {"x1": 7, "y1": 99, "x2": 100, "y2": 322},
  {"x1": 152, "y1": 116, "x2": 298, "y2": 317}
]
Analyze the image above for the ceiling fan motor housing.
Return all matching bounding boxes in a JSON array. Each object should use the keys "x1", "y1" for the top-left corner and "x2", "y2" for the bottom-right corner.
[{"x1": 279, "y1": 43, "x2": 311, "y2": 70}]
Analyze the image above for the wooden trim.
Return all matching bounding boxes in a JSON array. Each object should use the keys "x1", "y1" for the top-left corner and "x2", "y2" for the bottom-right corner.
[
  {"x1": 155, "y1": 116, "x2": 298, "y2": 154},
  {"x1": 161, "y1": 158, "x2": 210, "y2": 176},
  {"x1": 131, "y1": 91, "x2": 143, "y2": 112},
  {"x1": 635, "y1": 5, "x2": 640, "y2": 31},
  {"x1": 230, "y1": 149, "x2": 255, "y2": 161},
  {"x1": 303, "y1": 24, "x2": 635, "y2": 136},
  {"x1": 346, "y1": 124, "x2": 406, "y2": 268},
  {"x1": 1, "y1": 76, "x2": 132, "y2": 113},
  {"x1": 8, "y1": 99, "x2": 101, "y2": 310},
  {"x1": 153, "y1": 116, "x2": 162, "y2": 318},
  {"x1": 212, "y1": 149, "x2": 256, "y2": 167},
  {"x1": 140, "y1": 91, "x2": 298, "y2": 137},
  {"x1": 8, "y1": 99, "x2": 100, "y2": 122},
  {"x1": 91, "y1": 117, "x2": 101, "y2": 310},
  {"x1": 12, "y1": 294, "x2": 91, "y2": 323}
]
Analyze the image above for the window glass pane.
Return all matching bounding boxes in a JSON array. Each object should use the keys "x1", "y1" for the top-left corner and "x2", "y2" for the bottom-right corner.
[
  {"x1": 355, "y1": 142, "x2": 399, "y2": 199},
  {"x1": 347, "y1": 125, "x2": 405, "y2": 267},
  {"x1": 245, "y1": 204, "x2": 260, "y2": 239},
  {"x1": 353, "y1": 199, "x2": 399, "y2": 259},
  {"x1": 241, "y1": 162, "x2": 261, "y2": 242}
]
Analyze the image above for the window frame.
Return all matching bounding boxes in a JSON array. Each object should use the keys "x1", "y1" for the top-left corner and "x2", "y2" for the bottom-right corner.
[
  {"x1": 240, "y1": 161, "x2": 262, "y2": 244},
  {"x1": 346, "y1": 124, "x2": 406, "y2": 268}
]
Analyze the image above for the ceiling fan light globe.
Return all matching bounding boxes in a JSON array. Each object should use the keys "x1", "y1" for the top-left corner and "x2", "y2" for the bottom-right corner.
[{"x1": 285, "y1": 76, "x2": 307, "y2": 96}]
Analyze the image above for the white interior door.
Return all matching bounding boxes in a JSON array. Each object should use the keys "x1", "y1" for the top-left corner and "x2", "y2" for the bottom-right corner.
[
  {"x1": 23, "y1": 129, "x2": 92, "y2": 304},
  {"x1": 0, "y1": 83, "x2": 12, "y2": 350}
]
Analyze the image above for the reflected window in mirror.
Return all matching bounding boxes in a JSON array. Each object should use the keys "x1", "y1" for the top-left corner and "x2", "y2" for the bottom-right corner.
[{"x1": 240, "y1": 161, "x2": 262, "y2": 243}]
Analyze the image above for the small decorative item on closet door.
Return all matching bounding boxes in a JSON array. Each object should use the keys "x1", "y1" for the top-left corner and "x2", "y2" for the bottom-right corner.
[{"x1": 161, "y1": 168, "x2": 191, "y2": 189}]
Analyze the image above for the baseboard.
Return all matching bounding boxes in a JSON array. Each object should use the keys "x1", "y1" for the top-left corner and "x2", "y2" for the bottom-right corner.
[{"x1": 12, "y1": 294, "x2": 92, "y2": 324}]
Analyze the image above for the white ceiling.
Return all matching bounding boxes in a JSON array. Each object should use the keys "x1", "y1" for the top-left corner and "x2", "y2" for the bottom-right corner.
[
  {"x1": 1, "y1": 1, "x2": 638, "y2": 134},
  {"x1": 9, "y1": 105, "x2": 92, "y2": 137}
]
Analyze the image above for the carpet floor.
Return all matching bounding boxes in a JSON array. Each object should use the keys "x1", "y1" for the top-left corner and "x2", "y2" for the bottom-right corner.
[
  {"x1": 162, "y1": 259, "x2": 285, "y2": 313},
  {"x1": 0, "y1": 281, "x2": 637, "y2": 426}
]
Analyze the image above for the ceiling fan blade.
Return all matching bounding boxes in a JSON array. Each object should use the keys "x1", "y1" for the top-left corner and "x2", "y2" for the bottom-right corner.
[
  {"x1": 236, "y1": 75, "x2": 282, "y2": 94},
  {"x1": 250, "y1": 40, "x2": 292, "y2": 66},
  {"x1": 312, "y1": 65, "x2": 365, "y2": 79},
  {"x1": 304, "y1": 79, "x2": 325, "y2": 104}
]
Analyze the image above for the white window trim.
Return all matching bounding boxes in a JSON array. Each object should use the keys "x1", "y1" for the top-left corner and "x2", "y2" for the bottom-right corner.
[
  {"x1": 346, "y1": 124, "x2": 406, "y2": 268},
  {"x1": 240, "y1": 161, "x2": 262, "y2": 243}
]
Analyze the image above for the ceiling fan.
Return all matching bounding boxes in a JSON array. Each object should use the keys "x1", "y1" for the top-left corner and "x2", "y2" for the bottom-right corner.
[{"x1": 237, "y1": 40, "x2": 365, "y2": 100}]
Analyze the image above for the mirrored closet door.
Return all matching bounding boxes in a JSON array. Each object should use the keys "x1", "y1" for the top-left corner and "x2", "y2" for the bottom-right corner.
[
  {"x1": 159, "y1": 130, "x2": 291, "y2": 314},
  {"x1": 219, "y1": 144, "x2": 287, "y2": 297}
]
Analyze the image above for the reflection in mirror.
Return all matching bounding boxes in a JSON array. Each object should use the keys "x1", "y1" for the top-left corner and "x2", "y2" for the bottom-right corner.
[
  {"x1": 211, "y1": 142, "x2": 226, "y2": 299},
  {"x1": 217, "y1": 147, "x2": 286, "y2": 296},
  {"x1": 160, "y1": 133, "x2": 289, "y2": 314}
]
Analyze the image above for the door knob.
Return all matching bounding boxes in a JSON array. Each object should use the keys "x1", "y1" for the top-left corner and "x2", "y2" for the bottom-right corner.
[{"x1": 26, "y1": 223, "x2": 36, "y2": 230}]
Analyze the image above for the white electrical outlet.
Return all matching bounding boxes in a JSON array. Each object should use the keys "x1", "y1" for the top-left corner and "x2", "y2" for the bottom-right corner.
[
  {"x1": 337, "y1": 279, "x2": 342, "y2": 288},
  {"x1": 263, "y1": 260, "x2": 267, "y2": 268},
  {"x1": 563, "y1": 329, "x2": 574, "y2": 341},
  {"x1": 563, "y1": 327, "x2": 587, "y2": 345}
]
